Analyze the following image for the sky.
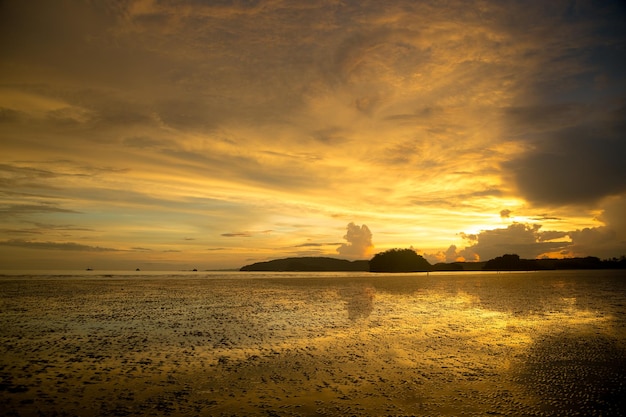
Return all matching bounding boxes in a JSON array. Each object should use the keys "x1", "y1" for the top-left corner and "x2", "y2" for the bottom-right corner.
[{"x1": 1, "y1": 0, "x2": 625, "y2": 270}]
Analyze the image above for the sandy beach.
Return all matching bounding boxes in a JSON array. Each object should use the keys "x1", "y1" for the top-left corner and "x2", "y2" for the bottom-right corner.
[{"x1": 1, "y1": 270, "x2": 625, "y2": 416}]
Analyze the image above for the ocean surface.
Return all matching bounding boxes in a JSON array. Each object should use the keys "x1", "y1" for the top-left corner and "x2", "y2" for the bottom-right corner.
[{"x1": 1, "y1": 270, "x2": 625, "y2": 416}]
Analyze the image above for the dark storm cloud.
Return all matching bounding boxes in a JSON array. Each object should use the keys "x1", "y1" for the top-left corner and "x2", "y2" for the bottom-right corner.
[
  {"x1": 504, "y1": 121, "x2": 626, "y2": 206},
  {"x1": 500, "y1": 1, "x2": 626, "y2": 207},
  {"x1": 504, "y1": 104, "x2": 591, "y2": 135}
]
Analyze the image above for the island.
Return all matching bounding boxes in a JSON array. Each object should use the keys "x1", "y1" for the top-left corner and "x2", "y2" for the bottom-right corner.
[{"x1": 240, "y1": 257, "x2": 369, "y2": 272}]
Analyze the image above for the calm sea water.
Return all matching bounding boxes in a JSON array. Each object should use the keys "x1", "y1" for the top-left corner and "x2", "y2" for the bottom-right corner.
[{"x1": 1, "y1": 269, "x2": 625, "y2": 416}]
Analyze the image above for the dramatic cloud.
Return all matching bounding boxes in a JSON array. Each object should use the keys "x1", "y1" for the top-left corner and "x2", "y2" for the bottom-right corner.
[
  {"x1": 425, "y1": 196, "x2": 626, "y2": 262},
  {"x1": 567, "y1": 195, "x2": 626, "y2": 258},
  {"x1": 0, "y1": 0, "x2": 624, "y2": 268},
  {"x1": 499, "y1": 2, "x2": 626, "y2": 207},
  {"x1": 422, "y1": 245, "x2": 456, "y2": 265},
  {"x1": 337, "y1": 223, "x2": 374, "y2": 259},
  {"x1": 461, "y1": 223, "x2": 571, "y2": 261},
  {"x1": 504, "y1": 122, "x2": 626, "y2": 206}
]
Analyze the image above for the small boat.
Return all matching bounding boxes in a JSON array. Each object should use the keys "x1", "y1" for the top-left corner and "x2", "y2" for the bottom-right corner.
[
  {"x1": 193, "y1": 268, "x2": 198, "y2": 272},
  {"x1": 136, "y1": 268, "x2": 141, "y2": 271},
  {"x1": 86, "y1": 268, "x2": 93, "y2": 271}
]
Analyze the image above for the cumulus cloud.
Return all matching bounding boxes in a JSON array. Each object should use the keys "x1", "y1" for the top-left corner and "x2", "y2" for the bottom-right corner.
[
  {"x1": 461, "y1": 223, "x2": 571, "y2": 261},
  {"x1": 440, "y1": 199, "x2": 626, "y2": 262},
  {"x1": 422, "y1": 244, "x2": 478, "y2": 265},
  {"x1": 337, "y1": 223, "x2": 373, "y2": 259},
  {"x1": 444, "y1": 245, "x2": 464, "y2": 263},
  {"x1": 567, "y1": 194, "x2": 626, "y2": 258}
]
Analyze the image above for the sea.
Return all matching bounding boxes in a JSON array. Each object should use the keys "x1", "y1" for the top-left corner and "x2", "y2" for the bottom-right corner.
[{"x1": 1, "y1": 269, "x2": 625, "y2": 416}]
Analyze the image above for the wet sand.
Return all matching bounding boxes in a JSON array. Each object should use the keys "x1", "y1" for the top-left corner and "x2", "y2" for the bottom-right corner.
[{"x1": 1, "y1": 270, "x2": 625, "y2": 416}]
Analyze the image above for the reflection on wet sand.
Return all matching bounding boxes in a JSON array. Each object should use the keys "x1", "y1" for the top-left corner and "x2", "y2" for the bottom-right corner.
[
  {"x1": 340, "y1": 285, "x2": 375, "y2": 320},
  {"x1": 0, "y1": 270, "x2": 625, "y2": 416}
]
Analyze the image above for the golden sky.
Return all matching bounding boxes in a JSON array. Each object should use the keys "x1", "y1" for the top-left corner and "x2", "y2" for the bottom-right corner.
[{"x1": 1, "y1": 0, "x2": 625, "y2": 270}]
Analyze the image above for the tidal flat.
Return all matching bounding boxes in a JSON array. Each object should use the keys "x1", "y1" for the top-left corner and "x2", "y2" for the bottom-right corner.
[{"x1": 1, "y1": 270, "x2": 625, "y2": 416}]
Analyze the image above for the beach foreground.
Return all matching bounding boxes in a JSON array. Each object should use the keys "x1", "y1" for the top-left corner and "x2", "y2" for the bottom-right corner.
[{"x1": 1, "y1": 271, "x2": 625, "y2": 416}]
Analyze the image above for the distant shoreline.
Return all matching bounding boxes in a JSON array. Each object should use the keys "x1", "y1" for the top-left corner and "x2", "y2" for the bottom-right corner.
[{"x1": 240, "y1": 255, "x2": 626, "y2": 272}]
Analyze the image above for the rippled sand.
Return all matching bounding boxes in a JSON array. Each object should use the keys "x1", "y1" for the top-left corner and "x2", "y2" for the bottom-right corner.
[{"x1": 1, "y1": 270, "x2": 625, "y2": 416}]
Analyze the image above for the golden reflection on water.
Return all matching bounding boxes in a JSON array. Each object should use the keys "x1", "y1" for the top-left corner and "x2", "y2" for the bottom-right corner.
[{"x1": 1, "y1": 270, "x2": 625, "y2": 416}]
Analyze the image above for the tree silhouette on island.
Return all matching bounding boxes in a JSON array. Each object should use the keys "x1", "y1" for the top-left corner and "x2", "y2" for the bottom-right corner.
[{"x1": 369, "y1": 248, "x2": 431, "y2": 272}]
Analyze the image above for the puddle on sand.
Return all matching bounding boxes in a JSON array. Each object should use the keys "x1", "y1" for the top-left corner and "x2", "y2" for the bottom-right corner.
[{"x1": 1, "y1": 270, "x2": 625, "y2": 416}]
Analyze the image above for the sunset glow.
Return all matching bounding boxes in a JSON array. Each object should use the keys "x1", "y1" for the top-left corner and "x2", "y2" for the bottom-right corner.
[{"x1": 1, "y1": 0, "x2": 625, "y2": 269}]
